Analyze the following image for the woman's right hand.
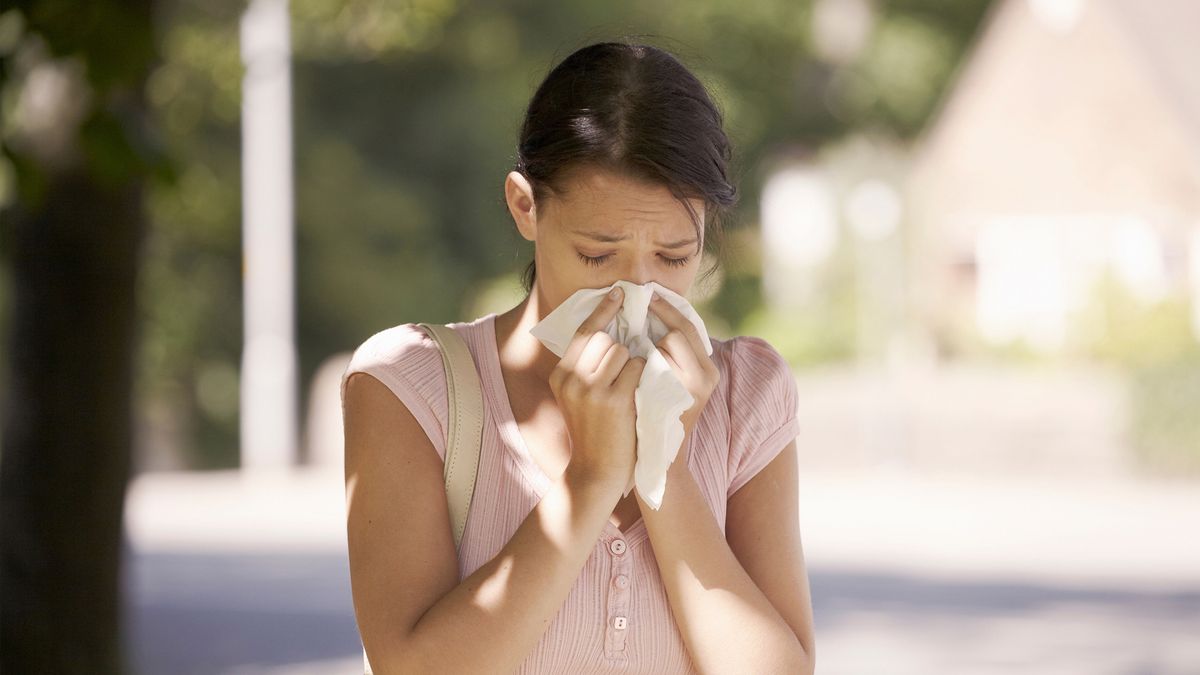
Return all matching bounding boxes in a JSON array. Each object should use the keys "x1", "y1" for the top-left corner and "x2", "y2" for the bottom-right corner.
[{"x1": 549, "y1": 286, "x2": 647, "y2": 490}]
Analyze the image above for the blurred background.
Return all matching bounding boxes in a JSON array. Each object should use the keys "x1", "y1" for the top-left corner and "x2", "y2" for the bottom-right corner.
[{"x1": 1, "y1": 0, "x2": 1198, "y2": 673}]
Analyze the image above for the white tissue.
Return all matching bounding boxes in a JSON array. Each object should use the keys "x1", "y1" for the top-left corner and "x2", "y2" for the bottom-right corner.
[{"x1": 529, "y1": 280, "x2": 712, "y2": 510}]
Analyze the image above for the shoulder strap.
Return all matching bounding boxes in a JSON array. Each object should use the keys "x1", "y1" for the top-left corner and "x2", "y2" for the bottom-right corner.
[
  {"x1": 364, "y1": 322, "x2": 484, "y2": 675},
  {"x1": 416, "y1": 322, "x2": 484, "y2": 552}
]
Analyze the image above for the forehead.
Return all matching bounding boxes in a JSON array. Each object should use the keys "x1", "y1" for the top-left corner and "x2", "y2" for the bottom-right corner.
[{"x1": 549, "y1": 167, "x2": 704, "y2": 235}]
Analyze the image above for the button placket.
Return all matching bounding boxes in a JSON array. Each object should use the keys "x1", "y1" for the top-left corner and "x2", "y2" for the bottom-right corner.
[{"x1": 604, "y1": 536, "x2": 633, "y2": 658}]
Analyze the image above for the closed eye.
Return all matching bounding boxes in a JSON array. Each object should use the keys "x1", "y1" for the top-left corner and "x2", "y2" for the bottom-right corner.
[{"x1": 577, "y1": 252, "x2": 691, "y2": 268}]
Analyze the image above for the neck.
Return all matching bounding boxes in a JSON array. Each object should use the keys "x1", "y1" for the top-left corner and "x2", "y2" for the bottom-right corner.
[{"x1": 494, "y1": 283, "x2": 560, "y2": 386}]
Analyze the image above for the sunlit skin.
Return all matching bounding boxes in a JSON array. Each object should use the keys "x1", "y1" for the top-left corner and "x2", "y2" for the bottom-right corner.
[{"x1": 496, "y1": 165, "x2": 816, "y2": 673}]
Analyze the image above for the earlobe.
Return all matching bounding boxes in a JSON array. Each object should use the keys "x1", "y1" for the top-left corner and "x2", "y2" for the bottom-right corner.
[{"x1": 505, "y1": 171, "x2": 538, "y2": 242}]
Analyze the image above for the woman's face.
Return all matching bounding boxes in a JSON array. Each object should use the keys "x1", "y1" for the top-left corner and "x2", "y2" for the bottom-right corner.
[{"x1": 506, "y1": 166, "x2": 705, "y2": 312}]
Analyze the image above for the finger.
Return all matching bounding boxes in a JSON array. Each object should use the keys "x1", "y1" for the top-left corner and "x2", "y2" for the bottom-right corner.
[
  {"x1": 657, "y1": 329, "x2": 703, "y2": 380},
  {"x1": 578, "y1": 285, "x2": 625, "y2": 334},
  {"x1": 576, "y1": 330, "x2": 616, "y2": 377},
  {"x1": 614, "y1": 355, "x2": 647, "y2": 392},
  {"x1": 558, "y1": 286, "x2": 624, "y2": 373},
  {"x1": 648, "y1": 292, "x2": 710, "y2": 364},
  {"x1": 592, "y1": 341, "x2": 631, "y2": 386}
]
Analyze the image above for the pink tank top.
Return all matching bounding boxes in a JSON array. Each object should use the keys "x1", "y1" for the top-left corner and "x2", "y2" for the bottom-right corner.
[{"x1": 342, "y1": 311, "x2": 799, "y2": 673}]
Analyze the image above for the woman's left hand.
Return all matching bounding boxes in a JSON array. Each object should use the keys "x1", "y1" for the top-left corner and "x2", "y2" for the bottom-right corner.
[{"x1": 647, "y1": 291, "x2": 720, "y2": 455}]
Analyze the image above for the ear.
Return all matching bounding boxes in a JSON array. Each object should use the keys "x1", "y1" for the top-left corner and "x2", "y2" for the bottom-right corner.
[{"x1": 505, "y1": 171, "x2": 538, "y2": 242}]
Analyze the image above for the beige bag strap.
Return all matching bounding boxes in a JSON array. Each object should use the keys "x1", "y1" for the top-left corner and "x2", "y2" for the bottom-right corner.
[
  {"x1": 363, "y1": 322, "x2": 484, "y2": 675},
  {"x1": 417, "y1": 322, "x2": 485, "y2": 550}
]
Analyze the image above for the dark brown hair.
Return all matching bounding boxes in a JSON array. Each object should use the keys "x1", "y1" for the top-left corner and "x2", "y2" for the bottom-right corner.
[{"x1": 513, "y1": 39, "x2": 739, "y2": 294}]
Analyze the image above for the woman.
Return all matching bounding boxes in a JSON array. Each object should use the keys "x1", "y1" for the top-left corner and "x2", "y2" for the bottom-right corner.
[{"x1": 342, "y1": 40, "x2": 815, "y2": 674}]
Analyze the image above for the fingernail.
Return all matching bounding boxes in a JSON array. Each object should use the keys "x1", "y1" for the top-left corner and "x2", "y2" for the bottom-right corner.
[{"x1": 610, "y1": 287, "x2": 622, "y2": 299}]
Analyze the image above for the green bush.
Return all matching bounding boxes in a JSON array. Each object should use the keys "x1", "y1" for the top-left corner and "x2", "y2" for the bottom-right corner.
[
  {"x1": 1129, "y1": 356, "x2": 1200, "y2": 476},
  {"x1": 1082, "y1": 276, "x2": 1200, "y2": 476}
]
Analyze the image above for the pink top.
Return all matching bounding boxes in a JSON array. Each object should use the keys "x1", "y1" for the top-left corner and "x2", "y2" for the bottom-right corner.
[{"x1": 341, "y1": 311, "x2": 800, "y2": 673}]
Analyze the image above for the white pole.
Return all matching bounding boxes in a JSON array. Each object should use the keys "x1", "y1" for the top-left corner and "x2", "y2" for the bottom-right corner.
[
  {"x1": 239, "y1": 0, "x2": 297, "y2": 471},
  {"x1": 1191, "y1": 225, "x2": 1200, "y2": 342}
]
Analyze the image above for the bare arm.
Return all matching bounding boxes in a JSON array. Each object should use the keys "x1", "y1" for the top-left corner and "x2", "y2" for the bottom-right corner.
[
  {"x1": 344, "y1": 372, "x2": 625, "y2": 674},
  {"x1": 635, "y1": 435, "x2": 813, "y2": 675}
]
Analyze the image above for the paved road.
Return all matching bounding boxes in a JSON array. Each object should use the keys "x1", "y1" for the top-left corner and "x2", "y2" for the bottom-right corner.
[{"x1": 126, "y1": 551, "x2": 1200, "y2": 674}]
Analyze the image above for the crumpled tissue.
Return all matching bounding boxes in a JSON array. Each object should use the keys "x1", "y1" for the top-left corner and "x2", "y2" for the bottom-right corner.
[{"x1": 529, "y1": 280, "x2": 712, "y2": 510}]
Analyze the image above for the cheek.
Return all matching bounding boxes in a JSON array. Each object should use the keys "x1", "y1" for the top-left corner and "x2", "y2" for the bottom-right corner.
[
  {"x1": 535, "y1": 236, "x2": 567, "y2": 263},
  {"x1": 676, "y1": 256, "x2": 702, "y2": 277},
  {"x1": 534, "y1": 244, "x2": 585, "y2": 286}
]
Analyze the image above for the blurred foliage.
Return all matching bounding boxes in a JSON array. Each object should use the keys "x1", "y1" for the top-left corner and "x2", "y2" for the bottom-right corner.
[
  {"x1": 1127, "y1": 356, "x2": 1200, "y2": 476},
  {"x1": 135, "y1": 1, "x2": 244, "y2": 467},
  {"x1": 1083, "y1": 275, "x2": 1199, "y2": 370},
  {"x1": 1081, "y1": 275, "x2": 1200, "y2": 476},
  {"x1": 1, "y1": 0, "x2": 993, "y2": 468},
  {"x1": 741, "y1": 229, "x2": 861, "y2": 367}
]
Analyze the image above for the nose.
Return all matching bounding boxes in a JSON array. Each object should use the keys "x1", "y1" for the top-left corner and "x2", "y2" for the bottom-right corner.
[{"x1": 617, "y1": 259, "x2": 655, "y2": 287}]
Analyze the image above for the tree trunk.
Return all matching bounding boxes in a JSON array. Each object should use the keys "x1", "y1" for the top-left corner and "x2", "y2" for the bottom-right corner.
[{"x1": 0, "y1": 167, "x2": 145, "y2": 672}]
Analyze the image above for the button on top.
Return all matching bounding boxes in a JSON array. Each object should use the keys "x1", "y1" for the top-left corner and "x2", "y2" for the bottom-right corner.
[
  {"x1": 609, "y1": 539, "x2": 627, "y2": 555},
  {"x1": 614, "y1": 574, "x2": 629, "y2": 589},
  {"x1": 614, "y1": 616, "x2": 628, "y2": 630}
]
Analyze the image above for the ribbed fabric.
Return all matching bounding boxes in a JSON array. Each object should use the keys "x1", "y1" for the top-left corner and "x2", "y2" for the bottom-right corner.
[{"x1": 341, "y1": 312, "x2": 799, "y2": 673}]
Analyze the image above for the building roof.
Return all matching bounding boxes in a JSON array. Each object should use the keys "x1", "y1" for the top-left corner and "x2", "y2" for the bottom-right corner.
[
  {"x1": 1105, "y1": 0, "x2": 1200, "y2": 149},
  {"x1": 908, "y1": 0, "x2": 1200, "y2": 220}
]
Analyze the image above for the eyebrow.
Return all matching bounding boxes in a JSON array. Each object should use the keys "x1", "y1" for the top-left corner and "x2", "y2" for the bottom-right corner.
[{"x1": 571, "y1": 229, "x2": 698, "y2": 249}]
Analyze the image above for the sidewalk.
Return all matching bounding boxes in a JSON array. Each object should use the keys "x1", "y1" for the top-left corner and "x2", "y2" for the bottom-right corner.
[
  {"x1": 794, "y1": 466, "x2": 1200, "y2": 591},
  {"x1": 125, "y1": 464, "x2": 1200, "y2": 589}
]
